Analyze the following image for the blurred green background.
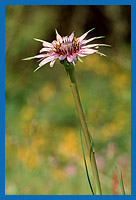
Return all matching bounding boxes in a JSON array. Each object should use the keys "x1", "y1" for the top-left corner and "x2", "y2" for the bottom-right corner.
[{"x1": 5, "y1": 5, "x2": 131, "y2": 195}]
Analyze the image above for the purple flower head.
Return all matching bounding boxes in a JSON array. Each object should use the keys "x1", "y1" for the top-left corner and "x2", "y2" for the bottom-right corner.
[{"x1": 23, "y1": 29, "x2": 110, "y2": 72}]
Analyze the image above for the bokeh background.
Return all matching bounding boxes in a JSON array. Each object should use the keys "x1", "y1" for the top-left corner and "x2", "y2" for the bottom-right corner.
[{"x1": 5, "y1": 5, "x2": 131, "y2": 195}]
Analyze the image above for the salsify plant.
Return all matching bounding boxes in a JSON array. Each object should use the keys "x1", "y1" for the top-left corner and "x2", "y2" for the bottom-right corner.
[
  {"x1": 23, "y1": 29, "x2": 125, "y2": 195},
  {"x1": 23, "y1": 28, "x2": 107, "y2": 71}
]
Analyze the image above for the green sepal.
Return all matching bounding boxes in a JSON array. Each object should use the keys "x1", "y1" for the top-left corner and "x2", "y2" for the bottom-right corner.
[
  {"x1": 55, "y1": 29, "x2": 59, "y2": 35},
  {"x1": 72, "y1": 61, "x2": 75, "y2": 66},
  {"x1": 62, "y1": 60, "x2": 75, "y2": 69},
  {"x1": 77, "y1": 56, "x2": 83, "y2": 63},
  {"x1": 96, "y1": 52, "x2": 107, "y2": 57},
  {"x1": 33, "y1": 38, "x2": 45, "y2": 43},
  {"x1": 88, "y1": 28, "x2": 95, "y2": 34},
  {"x1": 97, "y1": 44, "x2": 111, "y2": 47},
  {"x1": 95, "y1": 36, "x2": 105, "y2": 39},
  {"x1": 22, "y1": 56, "x2": 36, "y2": 61},
  {"x1": 33, "y1": 65, "x2": 44, "y2": 73}
]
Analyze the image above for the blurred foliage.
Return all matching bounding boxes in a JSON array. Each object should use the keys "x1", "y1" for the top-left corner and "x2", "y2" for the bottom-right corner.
[{"x1": 5, "y1": 5, "x2": 131, "y2": 195}]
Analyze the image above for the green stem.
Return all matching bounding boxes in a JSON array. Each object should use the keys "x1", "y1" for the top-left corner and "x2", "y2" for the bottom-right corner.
[{"x1": 65, "y1": 65, "x2": 102, "y2": 195}]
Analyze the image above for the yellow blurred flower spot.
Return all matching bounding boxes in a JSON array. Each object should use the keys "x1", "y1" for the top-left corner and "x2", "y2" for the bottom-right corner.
[
  {"x1": 39, "y1": 83, "x2": 56, "y2": 102},
  {"x1": 112, "y1": 73, "x2": 130, "y2": 96},
  {"x1": 52, "y1": 168, "x2": 65, "y2": 182},
  {"x1": 17, "y1": 146, "x2": 40, "y2": 170},
  {"x1": 32, "y1": 134, "x2": 46, "y2": 151},
  {"x1": 101, "y1": 122, "x2": 120, "y2": 139},
  {"x1": 112, "y1": 73, "x2": 130, "y2": 89},
  {"x1": 20, "y1": 106, "x2": 35, "y2": 121},
  {"x1": 101, "y1": 110, "x2": 128, "y2": 140},
  {"x1": 78, "y1": 55, "x2": 110, "y2": 76},
  {"x1": 5, "y1": 134, "x2": 12, "y2": 153},
  {"x1": 64, "y1": 93, "x2": 73, "y2": 106},
  {"x1": 20, "y1": 122, "x2": 30, "y2": 135},
  {"x1": 58, "y1": 128, "x2": 79, "y2": 157}
]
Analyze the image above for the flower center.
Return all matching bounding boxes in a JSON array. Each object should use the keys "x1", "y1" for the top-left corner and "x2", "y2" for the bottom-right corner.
[{"x1": 52, "y1": 36, "x2": 80, "y2": 55}]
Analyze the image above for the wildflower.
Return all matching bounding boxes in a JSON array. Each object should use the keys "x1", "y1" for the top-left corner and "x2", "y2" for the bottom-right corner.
[
  {"x1": 22, "y1": 29, "x2": 110, "y2": 194},
  {"x1": 23, "y1": 29, "x2": 109, "y2": 72}
]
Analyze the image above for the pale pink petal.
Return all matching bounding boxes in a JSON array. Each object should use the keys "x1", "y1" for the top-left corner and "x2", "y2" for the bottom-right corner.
[
  {"x1": 43, "y1": 41, "x2": 53, "y2": 48},
  {"x1": 52, "y1": 40, "x2": 56, "y2": 46},
  {"x1": 77, "y1": 53, "x2": 88, "y2": 57},
  {"x1": 67, "y1": 55, "x2": 74, "y2": 62},
  {"x1": 56, "y1": 33, "x2": 62, "y2": 42},
  {"x1": 35, "y1": 52, "x2": 55, "y2": 58},
  {"x1": 81, "y1": 49, "x2": 98, "y2": 52},
  {"x1": 82, "y1": 44, "x2": 100, "y2": 49},
  {"x1": 39, "y1": 56, "x2": 58, "y2": 67},
  {"x1": 72, "y1": 53, "x2": 77, "y2": 62},
  {"x1": 80, "y1": 49, "x2": 98, "y2": 54},
  {"x1": 77, "y1": 28, "x2": 95, "y2": 42},
  {"x1": 50, "y1": 60, "x2": 56, "y2": 67},
  {"x1": 37, "y1": 58, "x2": 43, "y2": 63},
  {"x1": 40, "y1": 48, "x2": 51, "y2": 53},
  {"x1": 78, "y1": 31, "x2": 89, "y2": 42},
  {"x1": 69, "y1": 32, "x2": 74, "y2": 41},
  {"x1": 81, "y1": 37, "x2": 97, "y2": 45},
  {"x1": 35, "y1": 54, "x2": 49, "y2": 58},
  {"x1": 37, "y1": 54, "x2": 53, "y2": 62},
  {"x1": 63, "y1": 36, "x2": 68, "y2": 43}
]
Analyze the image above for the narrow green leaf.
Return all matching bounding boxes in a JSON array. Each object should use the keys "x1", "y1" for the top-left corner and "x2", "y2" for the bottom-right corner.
[
  {"x1": 80, "y1": 127, "x2": 94, "y2": 195},
  {"x1": 121, "y1": 171, "x2": 126, "y2": 195},
  {"x1": 115, "y1": 166, "x2": 126, "y2": 195},
  {"x1": 88, "y1": 131, "x2": 94, "y2": 151}
]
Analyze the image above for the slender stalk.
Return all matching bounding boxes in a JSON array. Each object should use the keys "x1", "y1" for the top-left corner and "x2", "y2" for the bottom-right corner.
[{"x1": 65, "y1": 65, "x2": 102, "y2": 195}]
